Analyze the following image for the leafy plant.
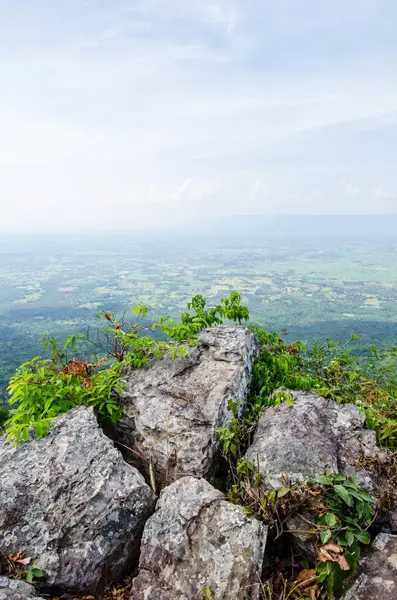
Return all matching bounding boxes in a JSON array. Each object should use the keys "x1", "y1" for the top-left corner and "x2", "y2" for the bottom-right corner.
[
  {"x1": 216, "y1": 399, "x2": 247, "y2": 459},
  {"x1": 248, "y1": 328, "x2": 397, "y2": 452},
  {"x1": 311, "y1": 473, "x2": 375, "y2": 597},
  {"x1": 5, "y1": 553, "x2": 45, "y2": 584},
  {"x1": 225, "y1": 467, "x2": 374, "y2": 599},
  {"x1": 158, "y1": 292, "x2": 249, "y2": 342},
  {"x1": 304, "y1": 337, "x2": 397, "y2": 450},
  {"x1": 6, "y1": 351, "x2": 123, "y2": 444},
  {"x1": 202, "y1": 587, "x2": 219, "y2": 599},
  {"x1": 217, "y1": 328, "x2": 317, "y2": 465},
  {"x1": 6, "y1": 292, "x2": 249, "y2": 444},
  {"x1": 250, "y1": 327, "x2": 316, "y2": 406},
  {"x1": 17, "y1": 561, "x2": 45, "y2": 584},
  {"x1": 97, "y1": 308, "x2": 188, "y2": 367}
]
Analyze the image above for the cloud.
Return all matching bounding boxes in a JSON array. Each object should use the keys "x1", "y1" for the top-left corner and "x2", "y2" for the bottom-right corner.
[
  {"x1": 343, "y1": 182, "x2": 360, "y2": 198},
  {"x1": 197, "y1": 3, "x2": 240, "y2": 34},
  {"x1": 373, "y1": 184, "x2": 396, "y2": 201},
  {"x1": 0, "y1": 0, "x2": 396, "y2": 232}
]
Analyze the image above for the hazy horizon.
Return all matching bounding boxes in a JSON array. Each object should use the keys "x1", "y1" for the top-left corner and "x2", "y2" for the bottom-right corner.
[
  {"x1": 2, "y1": 213, "x2": 397, "y2": 240},
  {"x1": 1, "y1": 1, "x2": 396, "y2": 233}
]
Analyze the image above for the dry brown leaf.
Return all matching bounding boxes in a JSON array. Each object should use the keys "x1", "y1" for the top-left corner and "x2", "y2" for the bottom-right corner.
[
  {"x1": 15, "y1": 556, "x2": 32, "y2": 565},
  {"x1": 336, "y1": 554, "x2": 351, "y2": 571},
  {"x1": 295, "y1": 569, "x2": 317, "y2": 588},
  {"x1": 246, "y1": 486, "x2": 262, "y2": 500},
  {"x1": 317, "y1": 548, "x2": 334, "y2": 562},
  {"x1": 317, "y1": 541, "x2": 350, "y2": 572},
  {"x1": 307, "y1": 489, "x2": 322, "y2": 496},
  {"x1": 307, "y1": 585, "x2": 321, "y2": 600},
  {"x1": 7, "y1": 552, "x2": 25, "y2": 563},
  {"x1": 62, "y1": 360, "x2": 92, "y2": 388},
  {"x1": 322, "y1": 543, "x2": 343, "y2": 554}
]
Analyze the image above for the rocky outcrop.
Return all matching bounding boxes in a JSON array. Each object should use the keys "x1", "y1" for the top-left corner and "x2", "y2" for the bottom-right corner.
[
  {"x1": 3, "y1": 326, "x2": 397, "y2": 600},
  {"x1": 245, "y1": 390, "x2": 393, "y2": 559},
  {"x1": 0, "y1": 407, "x2": 156, "y2": 595},
  {"x1": 113, "y1": 326, "x2": 259, "y2": 487},
  {"x1": 130, "y1": 476, "x2": 267, "y2": 599},
  {"x1": 246, "y1": 390, "x2": 379, "y2": 490},
  {"x1": 0, "y1": 578, "x2": 45, "y2": 600},
  {"x1": 341, "y1": 533, "x2": 397, "y2": 599}
]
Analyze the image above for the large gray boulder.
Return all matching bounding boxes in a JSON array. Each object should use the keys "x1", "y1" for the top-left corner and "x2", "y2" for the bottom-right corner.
[
  {"x1": 130, "y1": 476, "x2": 267, "y2": 600},
  {"x1": 246, "y1": 390, "x2": 379, "y2": 490},
  {"x1": 114, "y1": 326, "x2": 259, "y2": 487},
  {"x1": 0, "y1": 407, "x2": 156, "y2": 595},
  {"x1": 341, "y1": 533, "x2": 397, "y2": 599},
  {"x1": 0, "y1": 578, "x2": 45, "y2": 600}
]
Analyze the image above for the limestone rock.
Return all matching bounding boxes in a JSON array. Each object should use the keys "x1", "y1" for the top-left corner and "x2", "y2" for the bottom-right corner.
[
  {"x1": 0, "y1": 577, "x2": 45, "y2": 600},
  {"x1": 246, "y1": 390, "x2": 379, "y2": 490},
  {"x1": 341, "y1": 533, "x2": 397, "y2": 599},
  {"x1": 0, "y1": 407, "x2": 156, "y2": 594},
  {"x1": 114, "y1": 326, "x2": 259, "y2": 486},
  {"x1": 130, "y1": 476, "x2": 267, "y2": 600}
]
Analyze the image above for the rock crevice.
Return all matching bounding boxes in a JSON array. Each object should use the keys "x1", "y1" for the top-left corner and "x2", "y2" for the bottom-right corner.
[{"x1": 112, "y1": 326, "x2": 259, "y2": 486}]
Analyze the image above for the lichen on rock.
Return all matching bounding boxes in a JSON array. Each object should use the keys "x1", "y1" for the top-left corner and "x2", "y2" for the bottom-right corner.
[
  {"x1": 0, "y1": 407, "x2": 156, "y2": 594},
  {"x1": 130, "y1": 476, "x2": 267, "y2": 599}
]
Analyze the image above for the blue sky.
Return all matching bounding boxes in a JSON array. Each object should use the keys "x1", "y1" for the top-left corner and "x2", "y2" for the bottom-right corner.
[{"x1": 0, "y1": 0, "x2": 396, "y2": 232}]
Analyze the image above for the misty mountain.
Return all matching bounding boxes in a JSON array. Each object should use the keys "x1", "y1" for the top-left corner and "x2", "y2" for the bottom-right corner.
[{"x1": 200, "y1": 215, "x2": 397, "y2": 243}]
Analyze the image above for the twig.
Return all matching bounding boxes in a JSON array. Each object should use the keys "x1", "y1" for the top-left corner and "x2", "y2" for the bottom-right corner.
[{"x1": 113, "y1": 440, "x2": 147, "y2": 462}]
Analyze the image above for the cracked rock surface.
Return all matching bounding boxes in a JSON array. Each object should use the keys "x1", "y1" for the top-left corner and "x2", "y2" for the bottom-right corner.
[
  {"x1": 130, "y1": 476, "x2": 267, "y2": 599},
  {"x1": 0, "y1": 577, "x2": 45, "y2": 600},
  {"x1": 113, "y1": 326, "x2": 259, "y2": 486},
  {"x1": 246, "y1": 390, "x2": 379, "y2": 490},
  {"x1": 341, "y1": 533, "x2": 397, "y2": 599},
  {"x1": 0, "y1": 407, "x2": 156, "y2": 595}
]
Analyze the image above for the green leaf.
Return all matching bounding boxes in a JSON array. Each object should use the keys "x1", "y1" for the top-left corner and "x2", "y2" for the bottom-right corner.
[
  {"x1": 354, "y1": 530, "x2": 371, "y2": 544},
  {"x1": 277, "y1": 487, "x2": 290, "y2": 498},
  {"x1": 345, "y1": 544, "x2": 360, "y2": 571},
  {"x1": 334, "y1": 484, "x2": 353, "y2": 506},
  {"x1": 312, "y1": 475, "x2": 333, "y2": 485},
  {"x1": 31, "y1": 568, "x2": 45, "y2": 578},
  {"x1": 323, "y1": 561, "x2": 346, "y2": 597},
  {"x1": 345, "y1": 530, "x2": 355, "y2": 546},
  {"x1": 320, "y1": 529, "x2": 332, "y2": 544},
  {"x1": 325, "y1": 512, "x2": 337, "y2": 527},
  {"x1": 316, "y1": 560, "x2": 332, "y2": 582}
]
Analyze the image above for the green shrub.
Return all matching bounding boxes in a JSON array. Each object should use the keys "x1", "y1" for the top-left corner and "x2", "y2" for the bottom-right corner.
[
  {"x1": 312, "y1": 473, "x2": 374, "y2": 597},
  {"x1": 158, "y1": 291, "x2": 249, "y2": 342},
  {"x1": 250, "y1": 327, "x2": 316, "y2": 405},
  {"x1": 304, "y1": 337, "x2": 397, "y2": 450},
  {"x1": 5, "y1": 292, "x2": 249, "y2": 444},
  {"x1": 216, "y1": 326, "x2": 390, "y2": 600},
  {"x1": 6, "y1": 353, "x2": 123, "y2": 444}
]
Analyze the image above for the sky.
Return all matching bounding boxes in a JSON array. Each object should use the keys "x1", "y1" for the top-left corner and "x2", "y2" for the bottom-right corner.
[{"x1": 0, "y1": 0, "x2": 396, "y2": 233}]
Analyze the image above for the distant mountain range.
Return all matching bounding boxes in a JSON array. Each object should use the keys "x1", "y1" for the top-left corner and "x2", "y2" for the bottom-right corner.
[
  {"x1": 196, "y1": 214, "x2": 397, "y2": 242},
  {"x1": 2, "y1": 215, "x2": 397, "y2": 247}
]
